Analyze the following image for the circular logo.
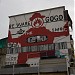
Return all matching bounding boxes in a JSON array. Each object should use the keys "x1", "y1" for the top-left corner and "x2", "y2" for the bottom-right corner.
[
  {"x1": 30, "y1": 12, "x2": 45, "y2": 28},
  {"x1": 32, "y1": 18, "x2": 44, "y2": 28}
]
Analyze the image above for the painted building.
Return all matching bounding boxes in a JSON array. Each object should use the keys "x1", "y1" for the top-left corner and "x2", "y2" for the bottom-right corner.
[{"x1": 6, "y1": 6, "x2": 73, "y2": 67}]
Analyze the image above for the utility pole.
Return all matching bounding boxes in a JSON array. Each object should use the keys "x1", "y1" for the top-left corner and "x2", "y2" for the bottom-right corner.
[
  {"x1": 13, "y1": 64, "x2": 14, "y2": 75},
  {"x1": 65, "y1": 56, "x2": 70, "y2": 75},
  {"x1": 38, "y1": 59, "x2": 40, "y2": 75}
]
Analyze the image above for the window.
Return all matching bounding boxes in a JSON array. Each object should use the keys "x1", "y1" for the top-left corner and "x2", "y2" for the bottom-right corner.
[
  {"x1": 48, "y1": 44, "x2": 54, "y2": 50},
  {"x1": 10, "y1": 48, "x2": 13, "y2": 54},
  {"x1": 7, "y1": 48, "x2": 10, "y2": 54},
  {"x1": 60, "y1": 42, "x2": 67, "y2": 49}
]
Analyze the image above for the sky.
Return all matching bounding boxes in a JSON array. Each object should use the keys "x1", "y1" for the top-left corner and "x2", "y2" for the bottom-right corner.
[{"x1": 0, "y1": 0, "x2": 74, "y2": 43}]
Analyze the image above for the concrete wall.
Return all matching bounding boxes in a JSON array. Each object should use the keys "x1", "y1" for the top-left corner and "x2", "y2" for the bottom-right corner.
[
  {"x1": 0, "y1": 55, "x2": 6, "y2": 68},
  {"x1": 39, "y1": 58, "x2": 67, "y2": 72},
  {"x1": 0, "y1": 58, "x2": 67, "y2": 75},
  {"x1": 70, "y1": 67, "x2": 75, "y2": 75}
]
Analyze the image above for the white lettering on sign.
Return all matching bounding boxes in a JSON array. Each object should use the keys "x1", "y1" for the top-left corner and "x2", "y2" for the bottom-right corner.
[
  {"x1": 27, "y1": 35, "x2": 48, "y2": 43},
  {"x1": 6, "y1": 54, "x2": 18, "y2": 65}
]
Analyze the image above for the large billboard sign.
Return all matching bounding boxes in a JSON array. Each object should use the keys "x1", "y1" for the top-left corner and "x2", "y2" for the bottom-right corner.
[
  {"x1": 7, "y1": 6, "x2": 71, "y2": 65},
  {"x1": 8, "y1": 6, "x2": 69, "y2": 46}
]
